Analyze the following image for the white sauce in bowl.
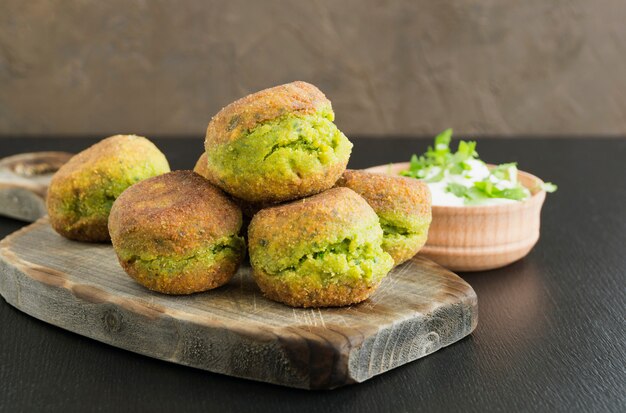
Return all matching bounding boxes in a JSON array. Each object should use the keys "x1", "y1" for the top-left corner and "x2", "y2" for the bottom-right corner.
[{"x1": 423, "y1": 160, "x2": 529, "y2": 207}]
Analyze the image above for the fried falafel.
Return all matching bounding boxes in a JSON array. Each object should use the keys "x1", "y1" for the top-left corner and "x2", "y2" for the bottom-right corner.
[
  {"x1": 204, "y1": 81, "x2": 352, "y2": 203},
  {"x1": 46, "y1": 134, "x2": 170, "y2": 242},
  {"x1": 108, "y1": 170, "x2": 245, "y2": 294},
  {"x1": 248, "y1": 187, "x2": 394, "y2": 307}
]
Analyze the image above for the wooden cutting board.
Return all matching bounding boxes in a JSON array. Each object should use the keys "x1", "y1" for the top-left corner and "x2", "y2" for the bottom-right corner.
[{"x1": 0, "y1": 218, "x2": 478, "y2": 389}]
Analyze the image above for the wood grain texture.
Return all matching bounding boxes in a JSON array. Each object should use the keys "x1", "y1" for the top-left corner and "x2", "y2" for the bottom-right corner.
[
  {"x1": 0, "y1": 152, "x2": 72, "y2": 222},
  {"x1": 0, "y1": 218, "x2": 477, "y2": 389}
]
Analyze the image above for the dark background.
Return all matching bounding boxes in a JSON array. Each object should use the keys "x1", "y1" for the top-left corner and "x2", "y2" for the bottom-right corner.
[{"x1": 0, "y1": 137, "x2": 624, "y2": 412}]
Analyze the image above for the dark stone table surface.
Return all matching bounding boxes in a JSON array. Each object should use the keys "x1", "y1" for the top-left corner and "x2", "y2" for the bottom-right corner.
[{"x1": 0, "y1": 137, "x2": 624, "y2": 412}]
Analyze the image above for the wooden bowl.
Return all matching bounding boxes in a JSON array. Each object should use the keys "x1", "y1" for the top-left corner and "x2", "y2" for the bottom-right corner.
[{"x1": 365, "y1": 162, "x2": 547, "y2": 272}]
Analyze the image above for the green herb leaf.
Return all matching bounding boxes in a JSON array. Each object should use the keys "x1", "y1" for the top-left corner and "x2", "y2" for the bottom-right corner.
[
  {"x1": 491, "y1": 163, "x2": 517, "y2": 181},
  {"x1": 474, "y1": 180, "x2": 495, "y2": 196},
  {"x1": 474, "y1": 180, "x2": 528, "y2": 201},
  {"x1": 446, "y1": 183, "x2": 468, "y2": 198},
  {"x1": 434, "y1": 128, "x2": 453, "y2": 150},
  {"x1": 498, "y1": 186, "x2": 529, "y2": 201},
  {"x1": 399, "y1": 129, "x2": 556, "y2": 204},
  {"x1": 541, "y1": 182, "x2": 558, "y2": 193},
  {"x1": 454, "y1": 140, "x2": 477, "y2": 163}
]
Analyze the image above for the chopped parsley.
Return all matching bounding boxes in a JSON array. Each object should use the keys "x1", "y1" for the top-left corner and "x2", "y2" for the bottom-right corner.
[{"x1": 400, "y1": 129, "x2": 557, "y2": 206}]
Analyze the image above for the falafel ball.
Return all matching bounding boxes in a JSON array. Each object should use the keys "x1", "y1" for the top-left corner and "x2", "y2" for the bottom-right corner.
[
  {"x1": 204, "y1": 81, "x2": 353, "y2": 203},
  {"x1": 47, "y1": 135, "x2": 170, "y2": 242},
  {"x1": 248, "y1": 187, "x2": 394, "y2": 307},
  {"x1": 108, "y1": 171, "x2": 245, "y2": 294},
  {"x1": 335, "y1": 170, "x2": 432, "y2": 266}
]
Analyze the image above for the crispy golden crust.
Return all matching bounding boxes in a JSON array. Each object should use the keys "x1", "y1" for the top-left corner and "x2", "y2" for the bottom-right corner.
[
  {"x1": 193, "y1": 152, "x2": 209, "y2": 179},
  {"x1": 109, "y1": 170, "x2": 243, "y2": 294},
  {"x1": 120, "y1": 255, "x2": 239, "y2": 295},
  {"x1": 253, "y1": 267, "x2": 381, "y2": 308},
  {"x1": 47, "y1": 134, "x2": 169, "y2": 242},
  {"x1": 384, "y1": 240, "x2": 422, "y2": 267},
  {"x1": 249, "y1": 187, "x2": 374, "y2": 253},
  {"x1": 205, "y1": 81, "x2": 331, "y2": 148},
  {"x1": 109, "y1": 171, "x2": 241, "y2": 251},
  {"x1": 335, "y1": 170, "x2": 431, "y2": 218},
  {"x1": 49, "y1": 212, "x2": 110, "y2": 242}
]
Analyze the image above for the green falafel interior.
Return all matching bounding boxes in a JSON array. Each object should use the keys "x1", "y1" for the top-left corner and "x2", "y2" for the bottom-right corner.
[
  {"x1": 206, "y1": 107, "x2": 352, "y2": 199},
  {"x1": 116, "y1": 234, "x2": 245, "y2": 278},
  {"x1": 252, "y1": 220, "x2": 393, "y2": 287},
  {"x1": 379, "y1": 213, "x2": 431, "y2": 264},
  {"x1": 58, "y1": 159, "x2": 169, "y2": 226}
]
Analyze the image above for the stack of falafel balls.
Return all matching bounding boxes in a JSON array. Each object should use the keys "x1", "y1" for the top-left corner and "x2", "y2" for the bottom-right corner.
[{"x1": 46, "y1": 81, "x2": 432, "y2": 308}]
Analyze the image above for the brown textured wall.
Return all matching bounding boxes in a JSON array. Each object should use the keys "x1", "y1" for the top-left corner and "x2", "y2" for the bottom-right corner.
[{"x1": 1, "y1": 0, "x2": 625, "y2": 137}]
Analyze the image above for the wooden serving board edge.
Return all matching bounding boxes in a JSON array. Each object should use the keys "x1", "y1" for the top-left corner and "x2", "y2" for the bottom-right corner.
[
  {"x1": 0, "y1": 220, "x2": 478, "y2": 390},
  {"x1": 0, "y1": 152, "x2": 73, "y2": 222}
]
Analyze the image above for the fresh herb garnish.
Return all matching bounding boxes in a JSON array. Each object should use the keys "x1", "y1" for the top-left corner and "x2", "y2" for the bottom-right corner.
[
  {"x1": 400, "y1": 129, "x2": 477, "y2": 182},
  {"x1": 401, "y1": 129, "x2": 557, "y2": 205},
  {"x1": 540, "y1": 182, "x2": 558, "y2": 193}
]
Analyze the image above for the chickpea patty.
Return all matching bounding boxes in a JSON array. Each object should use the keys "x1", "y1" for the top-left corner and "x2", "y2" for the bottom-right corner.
[
  {"x1": 203, "y1": 81, "x2": 352, "y2": 203},
  {"x1": 47, "y1": 135, "x2": 170, "y2": 242},
  {"x1": 248, "y1": 187, "x2": 394, "y2": 307},
  {"x1": 108, "y1": 171, "x2": 245, "y2": 294}
]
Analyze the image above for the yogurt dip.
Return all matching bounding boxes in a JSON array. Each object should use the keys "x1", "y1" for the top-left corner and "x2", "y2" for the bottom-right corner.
[
  {"x1": 424, "y1": 159, "x2": 528, "y2": 206},
  {"x1": 399, "y1": 129, "x2": 554, "y2": 207}
]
